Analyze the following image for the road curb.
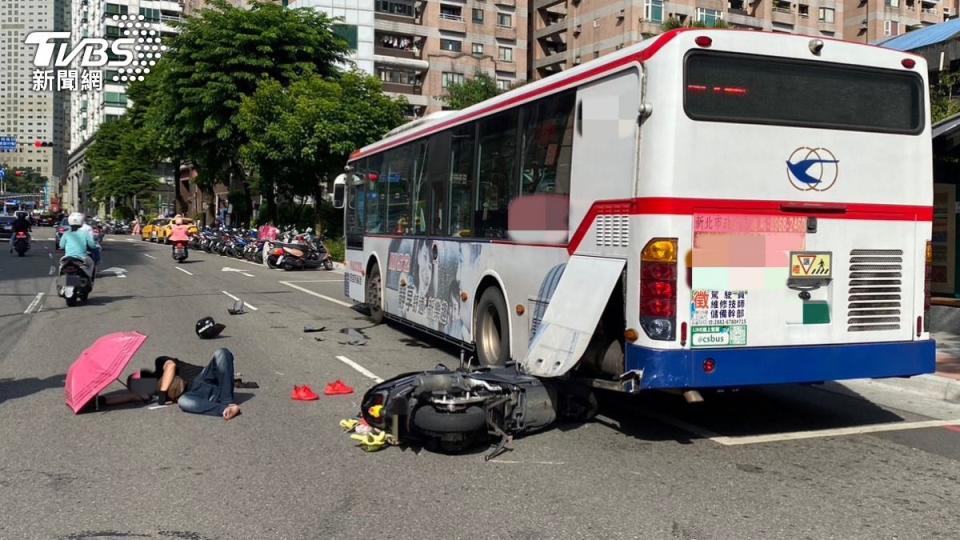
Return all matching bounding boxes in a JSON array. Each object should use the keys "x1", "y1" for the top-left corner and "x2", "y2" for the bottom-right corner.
[{"x1": 852, "y1": 374, "x2": 960, "y2": 404}]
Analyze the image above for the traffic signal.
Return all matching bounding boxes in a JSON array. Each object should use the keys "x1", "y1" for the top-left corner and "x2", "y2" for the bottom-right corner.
[
  {"x1": 14, "y1": 170, "x2": 23, "y2": 176},
  {"x1": 33, "y1": 140, "x2": 54, "y2": 148}
]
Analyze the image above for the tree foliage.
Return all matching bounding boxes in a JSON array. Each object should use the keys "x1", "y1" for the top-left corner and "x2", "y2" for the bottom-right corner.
[
  {"x1": 85, "y1": 117, "x2": 159, "y2": 203},
  {"x1": 238, "y1": 71, "x2": 405, "y2": 224},
  {"x1": 444, "y1": 72, "x2": 502, "y2": 110},
  {"x1": 932, "y1": 71, "x2": 960, "y2": 124},
  {"x1": 0, "y1": 163, "x2": 46, "y2": 194},
  {"x1": 146, "y1": 0, "x2": 349, "y2": 202}
]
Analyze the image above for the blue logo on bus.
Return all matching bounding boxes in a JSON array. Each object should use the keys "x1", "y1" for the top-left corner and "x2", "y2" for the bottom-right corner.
[{"x1": 786, "y1": 147, "x2": 838, "y2": 192}]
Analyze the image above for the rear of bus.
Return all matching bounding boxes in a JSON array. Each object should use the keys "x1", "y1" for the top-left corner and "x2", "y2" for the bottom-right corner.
[{"x1": 631, "y1": 31, "x2": 934, "y2": 389}]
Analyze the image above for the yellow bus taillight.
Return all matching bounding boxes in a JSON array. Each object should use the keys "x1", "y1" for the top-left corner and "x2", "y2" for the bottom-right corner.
[
  {"x1": 923, "y1": 240, "x2": 932, "y2": 335},
  {"x1": 640, "y1": 238, "x2": 678, "y2": 341}
]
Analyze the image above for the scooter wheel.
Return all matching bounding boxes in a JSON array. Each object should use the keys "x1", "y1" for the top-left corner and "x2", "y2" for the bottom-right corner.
[
  {"x1": 413, "y1": 405, "x2": 486, "y2": 434},
  {"x1": 282, "y1": 261, "x2": 294, "y2": 271},
  {"x1": 65, "y1": 295, "x2": 79, "y2": 307},
  {"x1": 323, "y1": 259, "x2": 334, "y2": 271}
]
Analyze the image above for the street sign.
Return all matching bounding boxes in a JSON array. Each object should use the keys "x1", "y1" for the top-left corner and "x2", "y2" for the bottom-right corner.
[
  {"x1": 0, "y1": 168, "x2": 5, "y2": 180},
  {"x1": 0, "y1": 137, "x2": 16, "y2": 152}
]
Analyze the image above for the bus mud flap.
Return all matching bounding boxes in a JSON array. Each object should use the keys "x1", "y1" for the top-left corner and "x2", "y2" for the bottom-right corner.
[{"x1": 522, "y1": 255, "x2": 625, "y2": 378}]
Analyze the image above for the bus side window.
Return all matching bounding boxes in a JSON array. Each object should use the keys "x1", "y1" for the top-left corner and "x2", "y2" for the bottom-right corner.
[
  {"x1": 385, "y1": 144, "x2": 415, "y2": 235},
  {"x1": 477, "y1": 109, "x2": 519, "y2": 239},
  {"x1": 345, "y1": 159, "x2": 366, "y2": 249},
  {"x1": 365, "y1": 154, "x2": 386, "y2": 234},
  {"x1": 449, "y1": 124, "x2": 476, "y2": 238}
]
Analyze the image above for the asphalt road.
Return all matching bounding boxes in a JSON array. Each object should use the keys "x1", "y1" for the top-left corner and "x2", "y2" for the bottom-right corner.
[{"x1": 3, "y1": 234, "x2": 960, "y2": 539}]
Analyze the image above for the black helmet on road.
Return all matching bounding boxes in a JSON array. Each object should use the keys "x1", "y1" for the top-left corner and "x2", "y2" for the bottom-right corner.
[{"x1": 196, "y1": 316, "x2": 225, "y2": 339}]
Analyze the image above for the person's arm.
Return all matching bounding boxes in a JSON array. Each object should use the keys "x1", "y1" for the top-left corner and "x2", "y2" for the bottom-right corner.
[
  {"x1": 58, "y1": 233, "x2": 67, "y2": 250},
  {"x1": 85, "y1": 233, "x2": 98, "y2": 251}
]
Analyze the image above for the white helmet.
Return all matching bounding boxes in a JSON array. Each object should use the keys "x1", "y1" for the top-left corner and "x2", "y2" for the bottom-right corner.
[{"x1": 68, "y1": 212, "x2": 85, "y2": 227}]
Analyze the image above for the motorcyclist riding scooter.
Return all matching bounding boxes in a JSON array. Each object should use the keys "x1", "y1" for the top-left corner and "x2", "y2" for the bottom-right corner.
[
  {"x1": 57, "y1": 212, "x2": 98, "y2": 306},
  {"x1": 9, "y1": 211, "x2": 31, "y2": 256},
  {"x1": 169, "y1": 215, "x2": 191, "y2": 262}
]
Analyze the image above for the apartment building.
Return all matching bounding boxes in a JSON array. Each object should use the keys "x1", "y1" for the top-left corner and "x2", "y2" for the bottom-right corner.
[
  {"x1": 287, "y1": 0, "x2": 376, "y2": 75},
  {"x1": 532, "y1": 0, "x2": 847, "y2": 79},
  {"x1": 65, "y1": 0, "x2": 182, "y2": 214},
  {"x1": 0, "y1": 0, "x2": 70, "y2": 187},
  {"x1": 843, "y1": 0, "x2": 958, "y2": 44},
  {"x1": 370, "y1": 0, "x2": 529, "y2": 115},
  {"x1": 183, "y1": 0, "x2": 285, "y2": 16}
]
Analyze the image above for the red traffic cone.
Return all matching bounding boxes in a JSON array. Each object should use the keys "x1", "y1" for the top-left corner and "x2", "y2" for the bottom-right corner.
[{"x1": 324, "y1": 380, "x2": 354, "y2": 396}]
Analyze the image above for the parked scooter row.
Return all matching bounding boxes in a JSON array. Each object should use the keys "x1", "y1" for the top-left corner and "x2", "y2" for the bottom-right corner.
[{"x1": 190, "y1": 226, "x2": 334, "y2": 271}]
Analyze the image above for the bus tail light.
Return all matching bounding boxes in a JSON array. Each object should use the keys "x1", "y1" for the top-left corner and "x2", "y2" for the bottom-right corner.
[
  {"x1": 923, "y1": 240, "x2": 932, "y2": 335},
  {"x1": 640, "y1": 238, "x2": 678, "y2": 341}
]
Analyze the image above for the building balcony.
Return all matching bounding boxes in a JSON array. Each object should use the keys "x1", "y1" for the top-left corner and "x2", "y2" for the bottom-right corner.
[
  {"x1": 817, "y1": 20, "x2": 838, "y2": 32},
  {"x1": 496, "y1": 60, "x2": 517, "y2": 74},
  {"x1": 534, "y1": 0, "x2": 566, "y2": 9},
  {"x1": 922, "y1": 7, "x2": 940, "y2": 22},
  {"x1": 535, "y1": 51, "x2": 567, "y2": 69},
  {"x1": 536, "y1": 21, "x2": 567, "y2": 39},
  {"x1": 382, "y1": 82, "x2": 423, "y2": 94},
  {"x1": 375, "y1": 46, "x2": 423, "y2": 59},
  {"x1": 771, "y1": 7, "x2": 796, "y2": 24},
  {"x1": 495, "y1": 0, "x2": 516, "y2": 6},
  {"x1": 496, "y1": 25, "x2": 518, "y2": 40},
  {"x1": 724, "y1": 11, "x2": 764, "y2": 28},
  {"x1": 438, "y1": 14, "x2": 467, "y2": 32}
]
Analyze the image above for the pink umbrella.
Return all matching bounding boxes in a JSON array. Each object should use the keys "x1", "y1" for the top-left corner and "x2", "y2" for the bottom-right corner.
[{"x1": 65, "y1": 331, "x2": 148, "y2": 414}]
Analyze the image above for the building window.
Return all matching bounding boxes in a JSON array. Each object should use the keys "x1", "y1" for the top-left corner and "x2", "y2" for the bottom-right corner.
[
  {"x1": 497, "y1": 13, "x2": 512, "y2": 27},
  {"x1": 644, "y1": 0, "x2": 663, "y2": 23},
  {"x1": 377, "y1": 66, "x2": 420, "y2": 85},
  {"x1": 885, "y1": 0, "x2": 899, "y2": 6},
  {"x1": 442, "y1": 72, "x2": 465, "y2": 88},
  {"x1": 883, "y1": 19, "x2": 900, "y2": 36},
  {"x1": 104, "y1": 3, "x2": 128, "y2": 16},
  {"x1": 472, "y1": 42, "x2": 484, "y2": 55},
  {"x1": 818, "y1": 7, "x2": 835, "y2": 23},
  {"x1": 440, "y1": 4, "x2": 464, "y2": 21},
  {"x1": 375, "y1": 0, "x2": 415, "y2": 17},
  {"x1": 472, "y1": 8, "x2": 484, "y2": 23},
  {"x1": 440, "y1": 38, "x2": 462, "y2": 52},
  {"x1": 496, "y1": 79, "x2": 511, "y2": 91},
  {"x1": 499, "y1": 46, "x2": 513, "y2": 62},
  {"x1": 696, "y1": 8, "x2": 722, "y2": 27},
  {"x1": 333, "y1": 24, "x2": 359, "y2": 50},
  {"x1": 104, "y1": 92, "x2": 126, "y2": 107}
]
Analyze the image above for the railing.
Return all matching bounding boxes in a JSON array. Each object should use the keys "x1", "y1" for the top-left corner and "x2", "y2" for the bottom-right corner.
[
  {"x1": 772, "y1": 6, "x2": 793, "y2": 13},
  {"x1": 922, "y1": 7, "x2": 938, "y2": 14},
  {"x1": 439, "y1": 13, "x2": 464, "y2": 21}
]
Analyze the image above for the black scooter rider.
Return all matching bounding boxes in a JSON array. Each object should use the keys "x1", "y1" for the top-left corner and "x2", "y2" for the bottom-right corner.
[{"x1": 9, "y1": 211, "x2": 31, "y2": 254}]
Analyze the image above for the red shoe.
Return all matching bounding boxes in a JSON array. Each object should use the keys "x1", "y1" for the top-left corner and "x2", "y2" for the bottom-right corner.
[
  {"x1": 324, "y1": 380, "x2": 354, "y2": 396},
  {"x1": 291, "y1": 385, "x2": 304, "y2": 400},
  {"x1": 299, "y1": 385, "x2": 320, "y2": 400}
]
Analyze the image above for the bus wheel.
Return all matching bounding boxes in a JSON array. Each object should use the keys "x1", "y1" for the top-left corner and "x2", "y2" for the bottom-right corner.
[
  {"x1": 366, "y1": 265, "x2": 385, "y2": 324},
  {"x1": 475, "y1": 287, "x2": 509, "y2": 366}
]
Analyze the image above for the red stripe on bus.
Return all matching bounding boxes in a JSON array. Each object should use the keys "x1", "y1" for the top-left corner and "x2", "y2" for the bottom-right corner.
[
  {"x1": 349, "y1": 30, "x2": 689, "y2": 161},
  {"x1": 567, "y1": 198, "x2": 933, "y2": 255}
]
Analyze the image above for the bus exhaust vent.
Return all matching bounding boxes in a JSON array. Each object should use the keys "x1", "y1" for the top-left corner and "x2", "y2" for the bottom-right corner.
[
  {"x1": 596, "y1": 215, "x2": 630, "y2": 247},
  {"x1": 847, "y1": 249, "x2": 902, "y2": 332}
]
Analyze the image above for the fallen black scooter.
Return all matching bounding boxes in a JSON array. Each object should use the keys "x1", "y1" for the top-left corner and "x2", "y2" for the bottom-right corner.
[{"x1": 360, "y1": 363, "x2": 596, "y2": 458}]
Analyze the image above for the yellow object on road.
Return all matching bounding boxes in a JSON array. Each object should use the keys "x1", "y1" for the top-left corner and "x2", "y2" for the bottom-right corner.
[
  {"x1": 339, "y1": 418, "x2": 359, "y2": 431},
  {"x1": 350, "y1": 430, "x2": 388, "y2": 452}
]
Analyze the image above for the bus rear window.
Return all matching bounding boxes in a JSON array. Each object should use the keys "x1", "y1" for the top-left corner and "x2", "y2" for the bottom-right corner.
[{"x1": 684, "y1": 51, "x2": 924, "y2": 134}]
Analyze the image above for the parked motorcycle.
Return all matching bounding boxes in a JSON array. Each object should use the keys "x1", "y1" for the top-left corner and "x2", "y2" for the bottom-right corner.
[
  {"x1": 13, "y1": 231, "x2": 30, "y2": 257},
  {"x1": 57, "y1": 256, "x2": 94, "y2": 307}
]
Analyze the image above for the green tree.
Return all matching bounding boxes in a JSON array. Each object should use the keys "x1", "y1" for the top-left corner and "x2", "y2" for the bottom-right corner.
[
  {"x1": 0, "y1": 163, "x2": 46, "y2": 195},
  {"x1": 145, "y1": 0, "x2": 350, "y2": 224},
  {"x1": 932, "y1": 71, "x2": 960, "y2": 123},
  {"x1": 238, "y1": 71, "x2": 405, "y2": 228},
  {"x1": 85, "y1": 117, "x2": 159, "y2": 205},
  {"x1": 444, "y1": 71, "x2": 502, "y2": 110}
]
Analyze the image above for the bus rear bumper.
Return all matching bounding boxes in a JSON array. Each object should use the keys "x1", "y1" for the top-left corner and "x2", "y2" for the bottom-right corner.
[{"x1": 625, "y1": 340, "x2": 936, "y2": 390}]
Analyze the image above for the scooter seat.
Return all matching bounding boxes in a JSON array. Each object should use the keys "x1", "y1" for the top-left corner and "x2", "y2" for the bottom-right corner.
[{"x1": 284, "y1": 247, "x2": 304, "y2": 258}]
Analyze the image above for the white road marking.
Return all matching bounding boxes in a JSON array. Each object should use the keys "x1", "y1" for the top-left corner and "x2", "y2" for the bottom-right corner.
[
  {"x1": 125, "y1": 239, "x2": 135, "y2": 243},
  {"x1": 144, "y1": 254, "x2": 156, "y2": 259},
  {"x1": 48, "y1": 266, "x2": 55, "y2": 276},
  {"x1": 223, "y1": 266, "x2": 256, "y2": 277},
  {"x1": 24, "y1": 293, "x2": 44, "y2": 314},
  {"x1": 489, "y1": 460, "x2": 565, "y2": 466},
  {"x1": 279, "y1": 281, "x2": 352, "y2": 308},
  {"x1": 221, "y1": 290, "x2": 258, "y2": 311},
  {"x1": 240, "y1": 260, "x2": 264, "y2": 267},
  {"x1": 335, "y1": 355, "x2": 383, "y2": 383},
  {"x1": 175, "y1": 267, "x2": 193, "y2": 276},
  {"x1": 44, "y1": 237, "x2": 55, "y2": 241},
  {"x1": 709, "y1": 418, "x2": 960, "y2": 446},
  {"x1": 284, "y1": 279, "x2": 343, "y2": 283}
]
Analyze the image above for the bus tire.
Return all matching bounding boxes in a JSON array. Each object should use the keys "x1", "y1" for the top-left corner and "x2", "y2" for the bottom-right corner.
[
  {"x1": 366, "y1": 264, "x2": 385, "y2": 324},
  {"x1": 475, "y1": 287, "x2": 510, "y2": 367}
]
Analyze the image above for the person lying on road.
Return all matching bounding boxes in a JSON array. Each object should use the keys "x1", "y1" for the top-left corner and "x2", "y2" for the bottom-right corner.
[{"x1": 100, "y1": 348, "x2": 242, "y2": 420}]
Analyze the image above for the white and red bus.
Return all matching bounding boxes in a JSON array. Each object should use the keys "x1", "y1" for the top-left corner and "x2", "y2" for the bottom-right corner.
[{"x1": 335, "y1": 28, "x2": 934, "y2": 391}]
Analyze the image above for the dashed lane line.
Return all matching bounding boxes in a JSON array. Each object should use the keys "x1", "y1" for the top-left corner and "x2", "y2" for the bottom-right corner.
[
  {"x1": 709, "y1": 418, "x2": 960, "y2": 446},
  {"x1": 24, "y1": 293, "x2": 44, "y2": 314},
  {"x1": 335, "y1": 355, "x2": 383, "y2": 383},
  {"x1": 175, "y1": 267, "x2": 193, "y2": 276},
  {"x1": 144, "y1": 254, "x2": 156, "y2": 260},
  {"x1": 220, "y1": 290, "x2": 258, "y2": 311},
  {"x1": 278, "y1": 281, "x2": 352, "y2": 308}
]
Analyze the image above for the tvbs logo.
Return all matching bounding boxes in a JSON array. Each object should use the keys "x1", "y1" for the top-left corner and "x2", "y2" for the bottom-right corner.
[{"x1": 25, "y1": 32, "x2": 135, "y2": 68}]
